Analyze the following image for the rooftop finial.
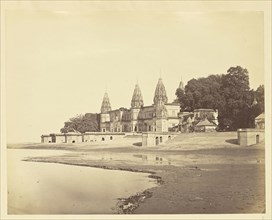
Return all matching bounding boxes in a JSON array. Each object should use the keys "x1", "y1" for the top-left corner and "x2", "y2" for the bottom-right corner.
[{"x1": 160, "y1": 68, "x2": 162, "y2": 79}]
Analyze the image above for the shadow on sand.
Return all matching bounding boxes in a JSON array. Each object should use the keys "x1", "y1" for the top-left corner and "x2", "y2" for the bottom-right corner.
[
  {"x1": 225, "y1": 139, "x2": 239, "y2": 145},
  {"x1": 133, "y1": 142, "x2": 142, "y2": 147}
]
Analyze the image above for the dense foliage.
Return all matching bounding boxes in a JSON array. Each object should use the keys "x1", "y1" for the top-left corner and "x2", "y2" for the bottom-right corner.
[
  {"x1": 60, "y1": 113, "x2": 99, "y2": 133},
  {"x1": 176, "y1": 66, "x2": 264, "y2": 130}
]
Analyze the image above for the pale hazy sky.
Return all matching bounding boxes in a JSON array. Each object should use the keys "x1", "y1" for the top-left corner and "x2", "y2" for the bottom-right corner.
[{"x1": 3, "y1": 3, "x2": 265, "y2": 143}]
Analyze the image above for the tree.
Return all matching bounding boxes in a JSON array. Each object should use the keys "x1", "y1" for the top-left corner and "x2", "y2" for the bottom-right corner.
[
  {"x1": 60, "y1": 113, "x2": 99, "y2": 133},
  {"x1": 255, "y1": 85, "x2": 264, "y2": 113},
  {"x1": 175, "y1": 66, "x2": 263, "y2": 131},
  {"x1": 175, "y1": 87, "x2": 187, "y2": 111},
  {"x1": 176, "y1": 74, "x2": 223, "y2": 112},
  {"x1": 219, "y1": 66, "x2": 252, "y2": 130}
]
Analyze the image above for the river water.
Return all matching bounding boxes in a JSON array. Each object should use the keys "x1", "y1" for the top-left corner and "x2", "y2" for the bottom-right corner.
[{"x1": 7, "y1": 149, "x2": 157, "y2": 214}]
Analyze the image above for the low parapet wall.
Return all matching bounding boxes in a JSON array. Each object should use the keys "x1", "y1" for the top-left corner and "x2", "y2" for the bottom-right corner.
[
  {"x1": 41, "y1": 132, "x2": 126, "y2": 143},
  {"x1": 83, "y1": 132, "x2": 125, "y2": 142},
  {"x1": 142, "y1": 132, "x2": 177, "y2": 147},
  {"x1": 237, "y1": 129, "x2": 264, "y2": 146}
]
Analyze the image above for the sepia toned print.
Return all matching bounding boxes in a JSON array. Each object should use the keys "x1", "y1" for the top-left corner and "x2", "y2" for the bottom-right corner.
[{"x1": 1, "y1": 1, "x2": 271, "y2": 220}]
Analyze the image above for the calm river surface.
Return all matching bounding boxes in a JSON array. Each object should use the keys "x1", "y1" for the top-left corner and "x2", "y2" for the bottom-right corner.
[{"x1": 7, "y1": 149, "x2": 157, "y2": 214}]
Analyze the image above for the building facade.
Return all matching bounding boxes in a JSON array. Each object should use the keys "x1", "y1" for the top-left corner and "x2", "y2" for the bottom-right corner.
[
  {"x1": 255, "y1": 113, "x2": 265, "y2": 129},
  {"x1": 41, "y1": 78, "x2": 181, "y2": 143},
  {"x1": 99, "y1": 78, "x2": 180, "y2": 133},
  {"x1": 178, "y1": 109, "x2": 218, "y2": 132}
]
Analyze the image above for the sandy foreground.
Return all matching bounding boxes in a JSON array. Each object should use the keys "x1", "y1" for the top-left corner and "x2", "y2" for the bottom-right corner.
[{"x1": 8, "y1": 132, "x2": 265, "y2": 214}]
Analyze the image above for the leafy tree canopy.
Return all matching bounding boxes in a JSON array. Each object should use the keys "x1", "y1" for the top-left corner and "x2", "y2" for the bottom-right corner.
[
  {"x1": 176, "y1": 66, "x2": 264, "y2": 131},
  {"x1": 60, "y1": 113, "x2": 99, "y2": 133}
]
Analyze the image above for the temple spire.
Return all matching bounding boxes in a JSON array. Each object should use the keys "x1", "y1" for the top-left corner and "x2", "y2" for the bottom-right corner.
[
  {"x1": 153, "y1": 78, "x2": 168, "y2": 105},
  {"x1": 100, "y1": 92, "x2": 111, "y2": 113},
  {"x1": 179, "y1": 76, "x2": 184, "y2": 90},
  {"x1": 131, "y1": 83, "x2": 144, "y2": 108}
]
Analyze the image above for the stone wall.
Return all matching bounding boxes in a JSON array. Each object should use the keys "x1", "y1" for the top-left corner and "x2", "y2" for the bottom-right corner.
[
  {"x1": 84, "y1": 132, "x2": 125, "y2": 142},
  {"x1": 66, "y1": 134, "x2": 83, "y2": 143},
  {"x1": 54, "y1": 135, "x2": 66, "y2": 143},
  {"x1": 41, "y1": 132, "x2": 125, "y2": 143}
]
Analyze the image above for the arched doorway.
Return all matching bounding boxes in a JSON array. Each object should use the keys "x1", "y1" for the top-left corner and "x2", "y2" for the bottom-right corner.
[
  {"x1": 256, "y1": 135, "x2": 260, "y2": 144},
  {"x1": 102, "y1": 137, "x2": 105, "y2": 141},
  {"x1": 160, "y1": 136, "x2": 163, "y2": 143},
  {"x1": 110, "y1": 136, "x2": 113, "y2": 140}
]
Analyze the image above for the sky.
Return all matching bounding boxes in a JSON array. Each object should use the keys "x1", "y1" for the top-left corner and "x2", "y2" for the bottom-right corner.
[{"x1": 3, "y1": 5, "x2": 265, "y2": 143}]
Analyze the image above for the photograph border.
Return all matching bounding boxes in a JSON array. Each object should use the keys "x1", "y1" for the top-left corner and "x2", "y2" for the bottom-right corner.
[{"x1": 1, "y1": 1, "x2": 271, "y2": 219}]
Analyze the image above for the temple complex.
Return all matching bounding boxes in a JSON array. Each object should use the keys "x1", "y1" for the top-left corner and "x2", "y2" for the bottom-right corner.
[{"x1": 100, "y1": 78, "x2": 180, "y2": 133}]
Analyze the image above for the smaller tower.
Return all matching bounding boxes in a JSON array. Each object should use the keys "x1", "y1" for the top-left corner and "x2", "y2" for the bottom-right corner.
[
  {"x1": 174, "y1": 77, "x2": 185, "y2": 104},
  {"x1": 153, "y1": 78, "x2": 168, "y2": 132},
  {"x1": 179, "y1": 76, "x2": 184, "y2": 90},
  {"x1": 100, "y1": 92, "x2": 111, "y2": 132},
  {"x1": 130, "y1": 83, "x2": 144, "y2": 132},
  {"x1": 100, "y1": 92, "x2": 111, "y2": 113}
]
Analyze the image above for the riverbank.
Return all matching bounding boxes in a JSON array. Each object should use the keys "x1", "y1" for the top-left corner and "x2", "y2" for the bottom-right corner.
[
  {"x1": 7, "y1": 149, "x2": 158, "y2": 214},
  {"x1": 8, "y1": 132, "x2": 265, "y2": 214}
]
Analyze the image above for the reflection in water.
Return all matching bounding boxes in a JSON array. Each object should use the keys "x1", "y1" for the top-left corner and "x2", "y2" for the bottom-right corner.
[
  {"x1": 8, "y1": 149, "x2": 157, "y2": 214},
  {"x1": 80, "y1": 152, "x2": 198, "y2": 167},
  {"x1": 133, "y1": 154, "x2": 171, "y2": 165},
  {"x1": 133, "y1": 154, "x2": 148, "y2": 161}
]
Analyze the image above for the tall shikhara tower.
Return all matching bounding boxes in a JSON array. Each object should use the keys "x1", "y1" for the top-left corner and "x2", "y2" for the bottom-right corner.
[
  {"x1": 131, "y1": 83, "x2": 144, "y2": 132},
  {"x1": 131, "y1": 83, "x2": 144, "y2": 108},
  {"x1": 100, "y1": 92, "x2": 111, "y2": 113},
  {"x1": 153, "y1": 78, "x2": 168, "y2": 132},
  {"x1": 153, "y1": 78, "x2": 168, "y2": 105},
  {"x1": 100, "y1": 92, "x2": 111, "y2": 131}
]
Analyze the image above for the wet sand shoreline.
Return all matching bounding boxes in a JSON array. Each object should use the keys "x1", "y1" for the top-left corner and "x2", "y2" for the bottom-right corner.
[
  {"x1": 23, "y1": 157, "x2": 164, "y2": 214},
  {"x1": 23, "y1": 147, "x2": 265, "y2": 214}
]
